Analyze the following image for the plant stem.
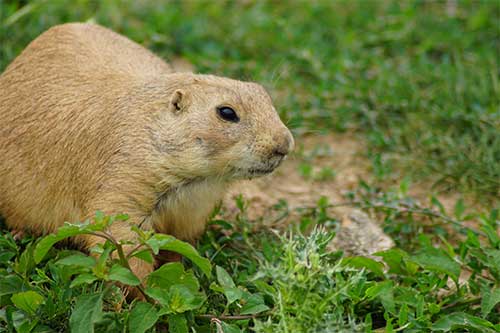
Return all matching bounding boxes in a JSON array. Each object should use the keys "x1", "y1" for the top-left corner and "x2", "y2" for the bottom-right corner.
[
  {"x1": 88, "y1": 231, "x2": 115, "y2": 243},
  {"x1": 88, "y1": 229, "x2": 153, "y2": 301},
  {"x1": 360, "y1": 203, "x2": 486, "y2": 236},
  {"x1": 297, "y1": 200, "x2": 486, "y2": 236},
  {"x1": 125, "y1": 243, "x2": 145, "y2": 258},
  {"x1": 442, "y1": 296, "x2": 482, "y2": 310},
  {"x1": 114, "y1": 242, "x2": 151, "y2": 301},
  {"x1": 196, "y1": 313, "x2": 267, "y2": 321}
]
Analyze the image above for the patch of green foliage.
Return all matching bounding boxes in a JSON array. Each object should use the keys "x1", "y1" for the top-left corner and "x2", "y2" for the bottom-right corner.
[
  {"x1": 1, "y1": 184, "x2": 499, "y2": 332},
  {"x1": 0, "y1": 212, "x2": 269, "y2": 332},
  {"x1": 0, "y1": 1, "x2": 499, "y2": 332},
  {"x1": 0, "y1": 0, "x2": 498, "y2": 196}
]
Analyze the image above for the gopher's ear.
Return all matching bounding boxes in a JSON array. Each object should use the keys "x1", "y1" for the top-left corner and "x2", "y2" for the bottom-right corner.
[{"x1": 169, "y1": 89, "x2": 186, "y2": 113}]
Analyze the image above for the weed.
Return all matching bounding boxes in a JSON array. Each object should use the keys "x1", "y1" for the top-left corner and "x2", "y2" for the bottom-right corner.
[{"x1": 1, "y1": 192, "x2": 498, "y2": 332}]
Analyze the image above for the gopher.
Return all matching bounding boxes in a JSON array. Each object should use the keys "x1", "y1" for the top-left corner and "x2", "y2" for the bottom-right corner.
[{"x1": 0, "y1": 23, "x2": 293, "y2": 280}]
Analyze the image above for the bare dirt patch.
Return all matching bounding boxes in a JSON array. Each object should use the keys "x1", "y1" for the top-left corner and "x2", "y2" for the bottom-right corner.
[
  {"x1": 223, "y1": 133, "x2": 470, "y2": 224},
  {"x1": 224, "y1": 133, "x2": 371, "y2": 222},
  {"x1": 223, "y1": 133, "x2": 398, "y2": 255}
]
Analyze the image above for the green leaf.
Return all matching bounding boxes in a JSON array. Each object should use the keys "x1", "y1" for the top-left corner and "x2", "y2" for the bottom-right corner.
[
  {"x1": 129, "y1": 302, "x2": 159, "y2": 333},
  {"x1": 365, "y1": 281, "x2": 395, "y2": 313},
  {"x1": 145, "y1": 237, "x2": 162, "y2": 255},
  {"x1": 481, "y1": 287, "x2": 500, "y2": 317},
  {"x1": 4, "y1": 306, "x2": 15, "y2": 332},
  {"x1": 223, "y1": 287, "x2": 243, "y2": 305},
  {"x1": 399, "y1": 177, "x2": 410, "y2": 195},
  {"x1": 364, "y1": 314, "x2": 372, "y2": 331},
  {"x1": 215, "y1": 266, "x2": 242, "y2": 304},
  {"x1": 70, "y1": 274, "x2": 98, "y2": 288},
  {"x1": 34, "y1": 213, "x2": 120, "y2": 264},
  {"x1": 16, "y1": 244, "x2": 35, "y2": 275},
  {"x1": 93, "y1": 244, "x2": 112, "y2": 279},
  {"x1": 149, "y1": 234, "x2": 211, "y2": 277},
  {"x1": 69, "y1": 293, "x2": 103, "y2": 333},
  {"x1": 365, "y1": 281, "x2": 391, "y2": 299},
  {"x1": 0, "y1": 275, "x2": 26, "y2": 297},
  {"x1": 16, "y1": 317, "x2": 39, "y2": 333},
  {"x1": 374, "y1": 248, "x2": 409, "y2": 275},
  {"x1": 209, "y1": 282, "x2": 224, "y2": 294},
  {"x1": 240, "y1": 294, "x2": 269, "y2": 315},
  {"x1": 92, "y1": 211, "x2": 119, "y2": 229},
  {"x1": 342, "y1": 256, "x2": 384, "y2": 277},
  {"x1": 465, "y1": 230, "x2": 480, "y2": 248},
  {"x1": 34, "y1": 222, "x2": 98, "y2": 264},
  {"x1": 0, "y1": 234, "x2": 17, "y2": 250},
  {"x1": 253, "y1": 280, "x2": 276, "y2": 297},
  {"x1": 145, "y1": 288, "x2": 171, "y2": 311},
  {"x1": 481, "y1": 222, "x2": 500, "y2": 248},
  {"x1": 385, "y1": 313, "x2": 394, "y2": 333},
  {"x1": 147, "y1": 262, "x2": 199, "y2": 293},
  {"x1": 146, "y1": 285, "x2": 205, "y2": 314},
  {"x1": 431, "y1": 196, "x2": 445, "y2": 214},
  {"x1": 132, "y1": 249, "x2": 154, "y2": 264},
  {"x1": 114, "y1": 213, "x2": 129, "y2": 221},
  {"x1": 56, "y1": 254, "x2": 96, "y2": 268},
  {"x1": 235, "y1": 194, "x2": 246, "y2": 212},
  {"x1": 454, "y1": 198, "x2": 465, "y2": 220},
  {"x1": 432, "y1": 312, "x2": 497, "y2": 333},
  {"x1": 168, "y1": 314, "x2": 188, "y2": 333},
  {"x1": 398, "y1": 303, "x2": 408, "y2": 327},
  {"x1": 167, "y1": 285, "x2": 205, "y2": 313},
  {"x1": 220, "y1": 322, "x2": 242, "y2": 333},
  {"x1": 108, "y1": 264, "x2": 141, "y2": 286},
  {"x1": 32, "y1": 324, "x2": 57, "y2": 332},
  {"x1": 416, "y1": 295, "x2": 424, "y2": 318},
  {"x1": 216, "y1": 266, "x2": 236, "y2": 288},
  {"x1": 411, "y1": 247, "x2": 461, "y2": 281},
  {"x1": 483, "y1": 249, "x2": 500, "y2": 275},
  {"x1": 11, "y1": 291, "x2": 44, "y2": 315},
  {"x1": 0, "y1": 251, "x2": 16, "y2": 264},
  {"x1": 428, "y1": 303, "x2": 441, "y2": 314},
  {"x1": 209, "y1": 219, "x2": 233, "y2": 230}
]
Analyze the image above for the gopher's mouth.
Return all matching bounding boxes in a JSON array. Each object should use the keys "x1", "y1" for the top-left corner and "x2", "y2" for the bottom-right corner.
[
  {"x1": 247, "y1": 167, "x2": 275, "y2": 176},
  {"x1": 231, "y1": 166, "x2": 274, "y2": 178},
  {"x1": 236, "y1": 161, "x2": 284, "y2": 178},
  {"x1": 231, "y1": 155, "x2": 286, "y2": 179}
]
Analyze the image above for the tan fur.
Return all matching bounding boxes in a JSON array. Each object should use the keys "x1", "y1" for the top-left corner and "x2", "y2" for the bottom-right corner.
[{"x1": 0, "y1": 23, "x2": 293, "y2": 280}]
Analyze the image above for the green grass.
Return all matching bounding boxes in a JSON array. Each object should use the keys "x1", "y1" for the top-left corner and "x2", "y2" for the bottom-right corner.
[
  {"x1": 0, "y1": 190, "x2": 499, "y2": 332},
  {"x1": 1, "y1": 1, "x2": 499, "y2": 332}
]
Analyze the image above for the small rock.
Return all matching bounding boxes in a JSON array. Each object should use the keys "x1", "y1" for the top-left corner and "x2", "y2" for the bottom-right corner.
[{"x1": 329, "y1": 209, "x2": 394, "y2": 258}]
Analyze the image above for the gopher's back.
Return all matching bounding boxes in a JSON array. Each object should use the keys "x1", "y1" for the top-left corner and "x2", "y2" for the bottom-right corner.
[{"x1": 0, "y1": 23, "x2": 171, "y2": 233}]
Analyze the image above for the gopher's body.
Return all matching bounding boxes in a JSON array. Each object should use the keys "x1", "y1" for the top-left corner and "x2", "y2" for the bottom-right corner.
[{"x1": 0, "y1": 23, "x2": 293, "y2": 279}]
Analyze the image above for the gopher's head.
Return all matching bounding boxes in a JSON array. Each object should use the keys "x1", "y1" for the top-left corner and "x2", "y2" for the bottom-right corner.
[{"x1": 153, "y1": 73, "x2": 294, "y2": 181}]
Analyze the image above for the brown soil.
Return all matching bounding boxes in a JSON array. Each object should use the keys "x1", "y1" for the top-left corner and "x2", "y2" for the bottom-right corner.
[
  {"x1": 224, "y1": 133, "x2": 370, "y2": 222},
  {"x1": 223, "y1": 133, "x2": 469, "y2": 225}
]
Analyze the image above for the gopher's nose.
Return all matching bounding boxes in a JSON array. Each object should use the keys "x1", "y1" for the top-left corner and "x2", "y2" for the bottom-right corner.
[{"x1": 272, "y1": 131, "x2": 294, "y2": 157}]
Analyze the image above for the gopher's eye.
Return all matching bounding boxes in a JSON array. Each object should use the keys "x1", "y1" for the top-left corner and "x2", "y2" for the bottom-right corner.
[{"x1": 217, "y1": 106, "x2": 239, "y2": 123}]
